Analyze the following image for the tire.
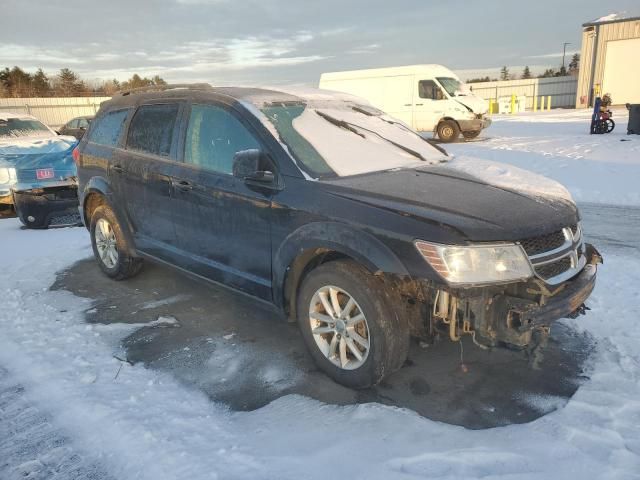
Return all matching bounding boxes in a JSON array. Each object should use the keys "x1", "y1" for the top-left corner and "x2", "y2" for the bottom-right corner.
[
  {"x1": 437, "y1": 120, "x2": 461, "y2": 142},
  {"x1": 90, "y1": 204, "x2": 143, "y2": 280},
  {"x1": 296, "y1": 260, "x2": 410, "y2": 389},
  {"x1": 606, "y1": 119, "x2": 615, "y2": 133},
  {"x1": 462, "y1": 130, "x2": 481, "y2": 140}
]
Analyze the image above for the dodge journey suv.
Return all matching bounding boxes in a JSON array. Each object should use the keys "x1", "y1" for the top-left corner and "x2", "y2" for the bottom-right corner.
[{"x1": 75, "y1": 84, "x2": 601, "y2": 388}]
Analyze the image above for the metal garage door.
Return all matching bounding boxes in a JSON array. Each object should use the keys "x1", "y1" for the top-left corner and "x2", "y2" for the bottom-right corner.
[{"x1": 602, "y1": 38, "x2": 640, "y2": 104}]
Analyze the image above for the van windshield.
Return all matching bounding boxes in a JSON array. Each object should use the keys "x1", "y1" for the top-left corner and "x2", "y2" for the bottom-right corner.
[
  {"x1": 436, "y1": 77, "x2": 463, "y2": 97},
  {"x1": 259, "y1": 101, "x2": 447, "y2": 179}
]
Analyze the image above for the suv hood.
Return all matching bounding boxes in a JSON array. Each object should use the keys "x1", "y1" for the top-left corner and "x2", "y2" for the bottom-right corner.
[{"x1": 325, "y1": 156, "x2": 578, "y2": 242}]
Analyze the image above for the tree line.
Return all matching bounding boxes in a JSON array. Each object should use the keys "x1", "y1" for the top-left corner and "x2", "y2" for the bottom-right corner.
[
  {"x1": 468, "y1": 53, "x2": 580, "y2": 83},
  {"x1": 0, "y1": 66, "x2": 167, "y2": 97}
]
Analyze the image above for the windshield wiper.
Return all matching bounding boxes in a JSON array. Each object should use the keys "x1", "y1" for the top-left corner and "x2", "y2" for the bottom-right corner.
[
  {"x1": 316, "y1": 110, "x2": 364, "y2": 138},
  {"x1": 318, "y1": 110, "x2": 428, "y2": 161}
]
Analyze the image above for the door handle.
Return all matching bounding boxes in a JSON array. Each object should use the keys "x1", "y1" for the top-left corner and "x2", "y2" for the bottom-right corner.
[
  {"x1": 404, "y1": 104, "x2": 413, "y2": 107},
  {"x1": 111, "y1": 165, "x2": 124, "y2": 174},
  {"x1": 171, "y1": 179, "x2": 193, "y2": 191},
  {"x1": 415, "y1": 103, "x2": 424, "y2": 106}
]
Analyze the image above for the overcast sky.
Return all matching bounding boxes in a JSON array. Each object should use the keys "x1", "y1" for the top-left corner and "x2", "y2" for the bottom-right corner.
[{"x1": 1, "y1": 0, "x2": 638, "y2": 86}]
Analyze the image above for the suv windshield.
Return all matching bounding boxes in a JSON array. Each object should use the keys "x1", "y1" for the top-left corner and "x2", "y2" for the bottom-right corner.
[
  {"x1": 0, "y1": 117, "x2": 52, "y2": 139},
  {"x1": 436, "y1": 77, "x2": 463, "y2": 97},
  {"x1": 259, "y1": 101, "x2": 446, "y2": 179}
]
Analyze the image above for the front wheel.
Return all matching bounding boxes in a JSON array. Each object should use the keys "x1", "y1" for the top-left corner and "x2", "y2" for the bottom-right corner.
[
  {"x1": 90, "y1": 205, "x2": 143, "y2": 280},
  {"x1": 437, "y1": 120, "x2": 461, "y2": 143},
  {"x1": 296, "y1": 260, "x2": 409, "y2": 389}
]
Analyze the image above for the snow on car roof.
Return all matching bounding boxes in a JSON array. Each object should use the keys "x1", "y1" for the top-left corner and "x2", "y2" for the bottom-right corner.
[{"x1": 213, "y1": 86, "x2": 374, "y2": 108}]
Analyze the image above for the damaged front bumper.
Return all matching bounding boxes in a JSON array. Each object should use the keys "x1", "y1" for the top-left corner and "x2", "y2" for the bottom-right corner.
[
  {"x1": 12, "y1": 183, "x2": 80, "y2": 229},
  {"x1": 399, "y1": 244, "x2": 602, "y2": 350}
]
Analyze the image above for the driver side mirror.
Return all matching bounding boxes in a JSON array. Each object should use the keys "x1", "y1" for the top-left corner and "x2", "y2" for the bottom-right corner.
[{"x1": 232, "y1": 149, "x2": 275, "y2": 185}]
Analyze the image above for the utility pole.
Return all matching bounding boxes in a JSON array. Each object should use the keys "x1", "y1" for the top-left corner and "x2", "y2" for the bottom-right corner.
[{"x1": 562, "y1": 42, "x2": 572, "y2": 70}]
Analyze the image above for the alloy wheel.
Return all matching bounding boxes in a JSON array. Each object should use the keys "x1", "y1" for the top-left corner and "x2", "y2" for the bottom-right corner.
[
  {"x1": 308, "y1": 285, "x2": 370, "y2": 370},
  {"x1": 95, "y1": 218, "x2": 118, "y2": 269}
]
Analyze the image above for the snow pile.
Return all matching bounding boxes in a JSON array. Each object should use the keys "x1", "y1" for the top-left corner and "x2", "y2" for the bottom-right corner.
[
  {"x1": 446, "y1": 108, "x2": 640, "y2": 206},
  {"x1": 0, "y1": 212, "x2": 639, "y2": 479}
]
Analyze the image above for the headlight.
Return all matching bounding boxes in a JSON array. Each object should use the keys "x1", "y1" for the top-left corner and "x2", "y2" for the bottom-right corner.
[
  {"x1": 0, "y1": 167, "x2": 17, "y2": 185},
  {"x1": 415, "y1": 241, "x2": 533, "y2": 285}
]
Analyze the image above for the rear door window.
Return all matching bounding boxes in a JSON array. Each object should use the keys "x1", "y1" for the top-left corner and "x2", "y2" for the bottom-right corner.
[
  {"x1": 184, "y1": 104, "x2": 260, "y2": 175},
  {"x1": 127, "y1": 104, "x2": 180, "y2": 157},
  {"x1": 88, "y1": 109, "x2": 130, "y2": 146}
]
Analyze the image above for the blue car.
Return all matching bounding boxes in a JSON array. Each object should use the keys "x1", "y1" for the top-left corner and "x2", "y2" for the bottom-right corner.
[{"x1": 0, "y1": 113, "x2": 79, "y2": 228}]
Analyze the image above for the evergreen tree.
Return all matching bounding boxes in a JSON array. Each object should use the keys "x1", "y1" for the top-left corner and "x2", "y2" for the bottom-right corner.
[
  {"x1": 55, "y1": 68, "x2": 86, "y2": 96},
  {"x1": 32, "y1": 68, "x2": 51, "y2": 96},
  {"x1": 0, "y1": 66, "x2": 33, "y2": 97},
  {"x1": 569, "y1": 53, "x2": 580, "y2": 75},
  {"x1": 521, "y1": 66, "x2": 532, "y2": 79},
  {"x1": 500, "y1": 66, "x2": 510, "y2": 81}
]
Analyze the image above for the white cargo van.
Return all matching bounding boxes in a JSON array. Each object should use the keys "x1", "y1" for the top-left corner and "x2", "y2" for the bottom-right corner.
[{"x1": 319, "y1": 64, "x2": 491, "y2": 142}]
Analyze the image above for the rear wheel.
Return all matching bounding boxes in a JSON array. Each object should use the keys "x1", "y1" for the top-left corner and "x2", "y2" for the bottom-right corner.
[
  {"x1": 437, "y1": 120, "x2": 461, "y2": 143},
  {"x1": 296, "y1": 260, "x2": 409, "y2": 388},
  {"x1": 90, "y1": 205, "x2": 142, "y2": 280}
]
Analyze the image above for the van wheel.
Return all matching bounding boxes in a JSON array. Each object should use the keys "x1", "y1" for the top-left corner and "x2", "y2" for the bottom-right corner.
[
  {"x1": 437, "y1": 120, "x2": 461, "y2": 142},
  {"x1": 462, "y1": 130, "x2": 481, "y2": 140},
  {"x1": 296, "y1": 260, "x2": 409, "y2": 389},
  {"x1": 90, "y1": 205, "x2": 142, "y2": 280}
]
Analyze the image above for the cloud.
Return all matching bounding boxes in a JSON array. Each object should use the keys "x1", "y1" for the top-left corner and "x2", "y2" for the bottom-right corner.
[{"x1": 526, "y1": 50, "x2": 580, "y2": 59}]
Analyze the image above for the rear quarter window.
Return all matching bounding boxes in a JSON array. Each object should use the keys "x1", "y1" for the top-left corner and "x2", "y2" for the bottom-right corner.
[{"x1": 88, "y1": 109, "x2": 130, "y2": 146}]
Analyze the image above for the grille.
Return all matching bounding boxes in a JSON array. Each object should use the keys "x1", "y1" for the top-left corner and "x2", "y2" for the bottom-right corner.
[
  {"x1": 49, "y1": 212, "x2": 81, "y2": 226},
  {"x1": 534, "y1": 257, "x2": 572, "y2": 279},
  {"x1": 520, "y1": 230, "x2": 565, "y2": 256}
]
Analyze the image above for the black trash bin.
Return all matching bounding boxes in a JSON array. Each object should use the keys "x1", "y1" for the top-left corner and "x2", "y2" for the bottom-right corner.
[{"x1": 627, "y1": 103, "x2": 640, "y2": 134}]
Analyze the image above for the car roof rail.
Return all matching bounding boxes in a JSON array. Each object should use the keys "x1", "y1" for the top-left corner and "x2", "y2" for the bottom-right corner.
[{"x1": 115, "y1": 83, "x2": 214, "y2": 96}]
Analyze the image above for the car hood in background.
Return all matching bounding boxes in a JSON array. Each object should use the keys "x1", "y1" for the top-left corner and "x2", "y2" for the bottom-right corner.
[
  {"x1": 324, "y1": 157, "x2": 579, "y2": 242},
  {"x1": 0, "y1": 135, "x2": 78, "y2": 191}
]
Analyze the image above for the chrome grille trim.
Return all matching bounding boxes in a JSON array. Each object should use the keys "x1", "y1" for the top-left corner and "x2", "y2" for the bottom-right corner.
[{"x1": 520, "y1": 223, "x2": 585, "y2": 285}]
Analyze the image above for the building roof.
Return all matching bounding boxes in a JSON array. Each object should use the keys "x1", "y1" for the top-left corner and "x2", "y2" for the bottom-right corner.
[{"x1": 583, "y1": 14, "x2": 640, "y2": 27}]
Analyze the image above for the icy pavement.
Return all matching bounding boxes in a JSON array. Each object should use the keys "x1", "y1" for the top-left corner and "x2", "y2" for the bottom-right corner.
[
  {"x1": 446, "y1": 108, "x2": 640, "y2": 206},
  {"x1": 0, "y1": 367, "x2": 114, "y2": 480},
  {"x1": 1, "y1": 210, "x2": 639, "y2": 479}
]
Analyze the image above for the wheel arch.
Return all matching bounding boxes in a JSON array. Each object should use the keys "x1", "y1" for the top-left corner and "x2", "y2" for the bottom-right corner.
[
  {"x1": 273, "y1": 222, "x2": 409, "y2": 321},
  {"x1": 82, "y1": 177, "x2": 137, "y2": 256}
]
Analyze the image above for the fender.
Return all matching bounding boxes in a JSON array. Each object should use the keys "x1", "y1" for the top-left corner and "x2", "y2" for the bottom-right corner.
[
  {"x1": 273, "y1": 221, "x2": 409, "y2": 312},
  {"x1": 81, "y1": 176, "x2": 138, "y2": 256}
]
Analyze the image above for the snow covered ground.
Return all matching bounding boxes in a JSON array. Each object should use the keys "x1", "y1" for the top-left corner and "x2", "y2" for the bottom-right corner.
[
  {"x1": 446, "y1": 108, "x2": 640, "y2": 206},
  {"x1": 1, "y1": 112, "x2": 640, "y2": 479}
]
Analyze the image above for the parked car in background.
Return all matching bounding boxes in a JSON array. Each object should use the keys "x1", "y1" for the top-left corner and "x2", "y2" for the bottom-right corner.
[
  {"x1": 320, "y1": 64, "x2": 491, "y2": 142},
  {"x1": 76, "y1": 84, "x2": 600, "y2": 389},
  {"x1": 58, "y1": 115, "x2": 93, "y2": 140},
  {"x1": 0, "y1": 112, "x2": 79, "y2": 228}
]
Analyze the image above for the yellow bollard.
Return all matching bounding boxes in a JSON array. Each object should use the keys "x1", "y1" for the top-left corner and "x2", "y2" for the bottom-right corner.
[
  {"x1": 533, "y1": 96, "x2": 537, "y2": 112},
  {"x1": 510, "y1": 94, "x2": 516, "y2": 114},
  {"x1": 547, "y1": 96, "x2": 551, "y2": 111}
]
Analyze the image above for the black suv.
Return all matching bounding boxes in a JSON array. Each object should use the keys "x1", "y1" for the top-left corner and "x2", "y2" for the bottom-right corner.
[{"x1": 76, "y1": 84, "x2": 601, "y2": 388}]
